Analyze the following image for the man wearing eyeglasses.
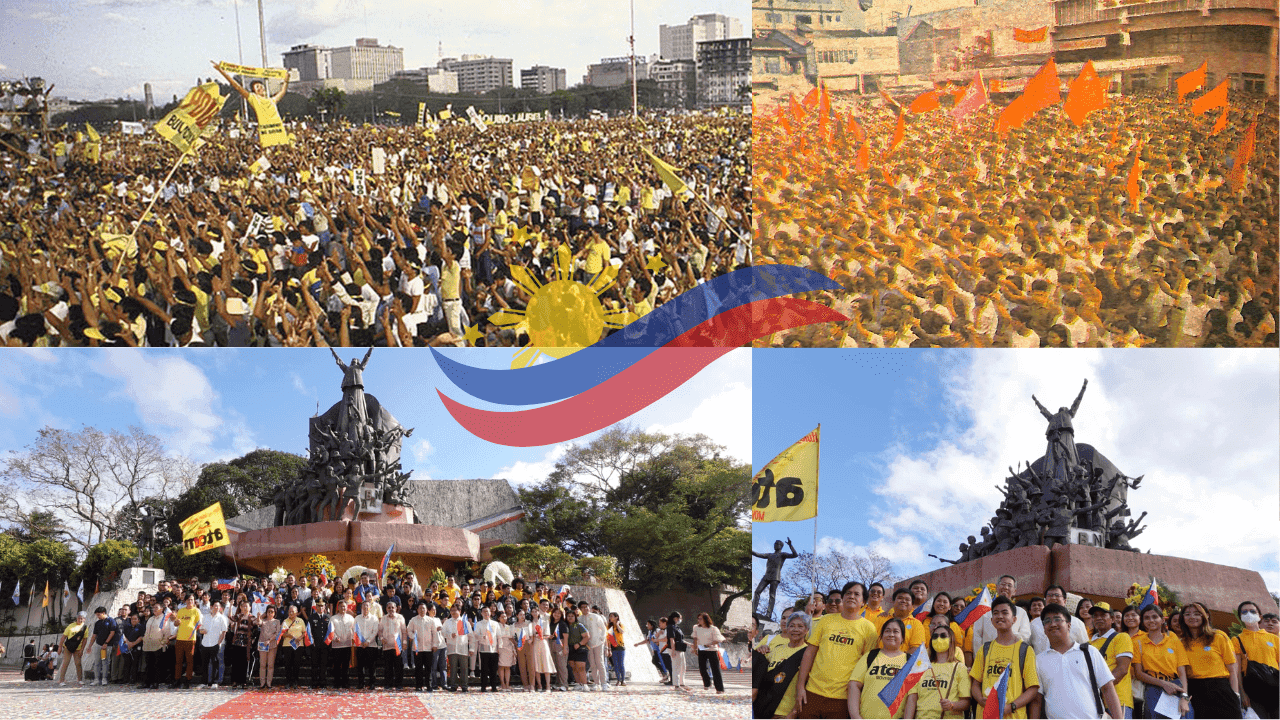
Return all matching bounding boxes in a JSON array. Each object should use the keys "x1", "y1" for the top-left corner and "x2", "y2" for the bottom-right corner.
[{"x1": 1034, "y1": 603, "x2": 1122, "y2": 719}]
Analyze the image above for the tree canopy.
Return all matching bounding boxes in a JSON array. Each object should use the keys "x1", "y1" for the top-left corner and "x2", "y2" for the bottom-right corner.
[{"x1": 517, "y1": 427, "x2": 749, "y2": 622}]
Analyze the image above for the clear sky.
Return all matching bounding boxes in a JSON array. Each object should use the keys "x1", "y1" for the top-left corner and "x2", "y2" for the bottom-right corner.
[
  {"x1": 0, "y1": 347, "x2": 749, "y2": 488},
  {"x1": 752, "y1": 349, "x2": 1280, "y2": 602},
  {"x1": 1, "y1": 0, "x2": 747, "y2": 102}
]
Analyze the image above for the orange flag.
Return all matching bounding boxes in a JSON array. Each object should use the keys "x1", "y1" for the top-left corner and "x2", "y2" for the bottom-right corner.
[
  {"x1": 789, "y1": 94, "x2": 805, "y2": 124},
  {"x1": 847, "y1": 113, "x2": 865, "y2": 142},
  {"x1": 1229, "y1": 118, "x2": 1257, "y2": 193},
  {"x1": 1190, "y1": 79, "x2": 1227, "y2": 115},
  {"x1": 803, "y1": 87, "x2": 820, "y2": 109},
  {"x1": 990, "y1": 79, "x2": 1003, "y2": 93},
  {"x1": 880, "y1": 88, "x2": 901, "y2": 110},
  {"x1": 855, "y1": 140, "x2": 871, "y2": 172},
  {"x1": 889, "y1": 110, "x2": 905, "y2": 155},
  {"x1": 818, "y1": 83, "x2": 831, "y2": 137},
  {"x1": 1013, "y1": 26, "x2": 1048, "y2": 42},
  {"x1": 995, "y1": 59, "x2": 1061, "y2": 135},
  {"x1": 1210, "y1": 105, "x2": 1230, "y2": 136},
  {"x1": 909, "y1": 89, "x2": 941, "y2": 114},
  {"x1": 1126, "y1": 142, "x2": 1143, "y2": 212},
  {"x1": 1175, "y1": 62, "x2": 1207, "y2": 103},
  {"x1": 1063, "y1": 60, "x2": 1107, "y2": 127}
]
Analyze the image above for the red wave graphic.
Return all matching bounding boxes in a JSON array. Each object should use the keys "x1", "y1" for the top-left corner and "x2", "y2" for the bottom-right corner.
[{"x1": 437, "y1": 298, "x2": 846, "y2": 446}]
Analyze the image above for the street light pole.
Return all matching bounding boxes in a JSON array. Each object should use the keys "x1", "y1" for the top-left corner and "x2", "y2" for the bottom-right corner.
[
  {"x1": 257, "y1": 0, "x2": 268, "y2": 68},
  {"x1": 629, "y1": 0, "x2": 637, "y2": 117}
]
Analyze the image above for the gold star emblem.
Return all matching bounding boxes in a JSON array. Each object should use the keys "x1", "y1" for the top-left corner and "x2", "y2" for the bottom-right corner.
[
  {"x1": 645, "y1": 254, "x2": 667, "y2": 272},
  {"x1": 464, "y1": 324, "x2": 484, "y2": 346}
]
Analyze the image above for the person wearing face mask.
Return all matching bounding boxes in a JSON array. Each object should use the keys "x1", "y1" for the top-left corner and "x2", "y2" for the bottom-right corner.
[
  {"x1": 1233, "y1": 600, "x2": 1279, "y2": 719},
  {"x1": 915, "y1": 623, "x2": 969, "y2": 719}
]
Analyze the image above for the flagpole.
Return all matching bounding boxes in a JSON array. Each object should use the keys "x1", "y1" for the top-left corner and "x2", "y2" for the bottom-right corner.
[
  {"x1": 114, "y1": 149, "x2": 191, "y2": 275},
  {"x1": 812, "y1": 423, "x2": 820, "y2": 596}
]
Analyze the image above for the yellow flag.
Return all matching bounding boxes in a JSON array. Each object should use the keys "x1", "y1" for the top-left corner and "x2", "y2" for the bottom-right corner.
[
  {"x1": 751, "y1": 426, "x2": 820, "y2": 522},
  {"x1": 156, "y1": 82, "x2": 227, "y2": 153},
  {"x1": 179, "y1": 502, "x2": 231, "y2": 556},
  {"x1": 643, "y1": 148, "x2": 689, "y2": 196},
  {"x1": 216, "y1": 61, "x2": 287, "y2": 79},
  {"x1": 85, "y1": 122, "x2": 100, "y2": 143},
  {"x1": 42, "y1": 580, "x2": 49, "y2": 608}
]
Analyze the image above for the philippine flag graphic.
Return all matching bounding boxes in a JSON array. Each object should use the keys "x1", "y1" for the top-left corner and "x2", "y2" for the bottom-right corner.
[{"x1": 433, "y1": 265, "x2": 845, "y2": 447}]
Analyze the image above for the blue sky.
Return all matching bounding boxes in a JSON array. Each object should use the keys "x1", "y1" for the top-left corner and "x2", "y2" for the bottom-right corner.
[
  {"x1": 0, "y1": 347, "x2": 749, "y2": 489},
  {"x1": 752, "y1": 349, "x2": 1280, "y2": 599},
  {"x1": 2, "y1": 0, "x2": 747, "y2": 102}
]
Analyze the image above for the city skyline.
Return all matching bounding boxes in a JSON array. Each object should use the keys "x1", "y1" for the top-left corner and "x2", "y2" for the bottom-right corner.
[{"x1": 1, "y1": 0, "x2": 746, "y2": 102}]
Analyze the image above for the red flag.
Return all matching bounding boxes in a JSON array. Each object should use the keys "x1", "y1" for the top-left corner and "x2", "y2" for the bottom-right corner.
[
  {"x1": 909, "y1": 89, "x2": 941, "y2": 114},
  {"x1": 855, "y1": 140, "x2": 870, "y2": 172},
  {"x1": 889, "y1": 110, "x2": 905, "y2": 155},
  {"x1": 1210, "y1": 105, "x2": 1229, "y2": 136},
  {"x1": 803, "y1": 87, "x2": 820, "y2": 109},
  {"x1": 1190, "y1": 79, "x2": 1228, "y2": 115},
  {"x1": 1229, "y1": 118, "x2": 1257, "y2": 193},
  {"x1": 789, "y1": 94, "x2": 805, "y2": 124},
  {"x1": 995, "y1": 58, "x2": 1060, "y2": 135},
  {"x1": 950, "y1": 71, "x2": 988, "y2": 124},
  {"x1": 1063, "y1": 60, "x2": 1107, "y2": 127},
  {"x1": 1176, "y1": 62, "x2": 1207, "y2": 103},
  {"x1": 1126, "y1": 142, "x2": 1143, "y2": 212},
  {"x1": 1013, "y1": 26, "x2": 1048, "y2": 42}
]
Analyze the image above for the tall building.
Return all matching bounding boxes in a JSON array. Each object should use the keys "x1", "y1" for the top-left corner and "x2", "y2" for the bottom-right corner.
[
  {"x1": 439, "y1": 55, "x2": 513, "y2": 94},
  {"x1": 651, "y1": 58, "x2": 698, "y2": 108},
  {"x1": 585, "y1": 56, "x2": 653, "y2": 87},
  {"x1": 521, "y1": 65, "x2": 567, "y2": 94},
  {"x1": 283, "y1": 39, "x2": 402, "y2": 94},
  {"x1": 753, "y1": 0, "x2": 866, "y2": 34},
  {"x1": 697, "y1": 38, "x2": 751, "y2": 107},
  {"x1": 659, "y1": 14, "x2": 745, "y2": 61}
]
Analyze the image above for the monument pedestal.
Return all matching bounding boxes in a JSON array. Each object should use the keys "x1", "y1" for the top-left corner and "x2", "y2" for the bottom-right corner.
[
  {"x1": 897, "y1": 544, "x2": 1269, "y2": 629},
  {"x1": 226, "y1": 520, "x2": 478, "y2": 575}
]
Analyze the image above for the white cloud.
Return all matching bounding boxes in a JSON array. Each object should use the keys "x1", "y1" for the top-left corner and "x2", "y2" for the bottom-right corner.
[
  {"x1": 90, "y1": 351, "x2": 234, "y2": 458},
  {"x1": 290, "y1": 371, "x2": 314, "y2": 397},
  {"x1": 646, "y1": 380, "x2": 751, "y2": 464},
  {"x1": 861, "y1": 350, "x2": 1279, "y2": 592},
  {"x1": 88, "y1": 66, "x2": 110, "y2": 77},
  {"x1": 492, "y1": 444, "x2": 568, "y2": 485},
  {"x1": 412, "y1": 438, "x2": 434, "y2": 463}
]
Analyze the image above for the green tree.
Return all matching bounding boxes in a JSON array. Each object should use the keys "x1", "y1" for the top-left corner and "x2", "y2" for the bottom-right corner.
[
  {"x1": 20, "y1": 539, "x2": 76, "y2": 586},
  {"x1": 75, "y1": 539, "x2": 139, "y2": 592},
  {"x1": 2, "y1": 509, "x2": 70, "y2": 544},
  {"x1": 166, "y1": 448, "x2": 305, "y2": 542},
  {"x1": 516, "y1": 428, "x2": 749, "y2": 624},
  {"x1": 310, "y1": 87, "x2": 346, "y2": 120}
]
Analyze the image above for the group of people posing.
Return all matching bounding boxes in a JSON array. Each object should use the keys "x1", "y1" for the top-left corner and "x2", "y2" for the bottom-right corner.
[
  {"x1": 33, "y1": 570, "x2": 730, "y2": 696},
  {"x1": 753, "y1": 574, "x2": 1278, "y2": 719}
]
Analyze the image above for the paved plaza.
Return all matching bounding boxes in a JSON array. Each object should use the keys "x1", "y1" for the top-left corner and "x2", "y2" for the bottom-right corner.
[{"x1": 0, "y1": 668, "x2": 751, "y2": 718}]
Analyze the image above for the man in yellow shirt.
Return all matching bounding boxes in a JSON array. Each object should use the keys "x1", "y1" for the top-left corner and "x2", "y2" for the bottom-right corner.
[
  {"x1": 795, "y1": 581, "x2": 879, "y2": 718},
  {"x1": 970, "y1": 597, "x2": 1040, "y2": 719},
  {"x1": 173, "y1": 594, "x2": 203, "y2": 688},
  {"x1": 861, "y1": 583, "x2": 886, "y2": 620},
  {"x1": 871, "y1": 589, "x2": 928, "y2": 654},
  {"x1": 1088, "y1": 602, "x2": 1134, "y2": 716}
]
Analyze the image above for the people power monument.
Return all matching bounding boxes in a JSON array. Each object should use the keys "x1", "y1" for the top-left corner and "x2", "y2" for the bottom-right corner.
[
  {"x1": 937, "y1": 379, "x2": 1149, "y2": 565},
  {"x1": 273, "y1": 348, "x2": 415, "y2": 526}
]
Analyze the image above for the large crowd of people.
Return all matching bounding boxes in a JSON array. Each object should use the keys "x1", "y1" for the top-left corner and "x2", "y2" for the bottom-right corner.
[
  {"x1": 753, "y1": 90, "x2": 1277, "y2": 348},
  {"x1": 24, "y1": 570, "x2": 730, "y2": 696},
  {"x1": 752, "y1": 574, "x2": 1279, "y2": 719},
  {"x1": 0, "y1": 112, "x2": 750, "y2": 347}
]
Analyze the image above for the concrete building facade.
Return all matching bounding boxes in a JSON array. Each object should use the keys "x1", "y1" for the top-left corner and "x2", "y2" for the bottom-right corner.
[
  {"x1": 651, "y1": 58, "x2": 698, "y2": 107},
  {"x1": 521, "y1": 65, "x2": 568, "y2": 94},
  {"x1": 697, "y1": 37, "x2": 752, "y2": 107},
  {"x1": 440, "y1": 55, "x2": 514, "y2": 94},
  {"x1": 660, "y1": 14, "x2": 745, "y2": 61},
  {"x1": 585, "y1": 56, "x2": 653, "y2": 87},
  {"x1": 283, "y1": 38, "x2": 402, "y2": 94},
  {"x1": 390, "y1": 67, "x2": 460, "y2": 94}
]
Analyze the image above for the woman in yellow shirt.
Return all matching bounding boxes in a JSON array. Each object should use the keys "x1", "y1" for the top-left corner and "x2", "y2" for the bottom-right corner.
[
  {"x1": 848, "y1": 618, "x2": 916, "y2": 720},
  {"x1": 916, "y1": 624, "x2": 969, "y2": 719},
  {"x1": 1120, "y1": 604, "x2": 1147, "y2": 718},
  {"x1": 754, "y1": 612, "x2": 809, "y2": 718},
  {"x1": 1233, "y1": 600, "x2": 1279, "y2": 719},
  {"x1": 1133, "y1": 605, "x2": 1190, "y2": 720},
  {"x1": 1179, "y1": 602, "x2": 1240, "y2": 719}
]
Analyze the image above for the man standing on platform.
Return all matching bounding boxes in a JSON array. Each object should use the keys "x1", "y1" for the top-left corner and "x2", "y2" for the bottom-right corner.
[
  {"x1": 309, "y1": 596, "x2": 331, "y2": 688},
  {"x1": 794, "y1": 581, "x2": 878, "y2": 718},
  {"x1": 580, "y1": 602, "x2": 609, "y2": 692},
  {"x1": 1030, "y1": 586, "x2": 1090, "y2": 654},
  {"x1": 1035, "y1": 603, "x2": 1121, "y2": 719},
  {"x1": 328, "y1": 602, "x2": 355, "y2": 689},
  {"x1": 378, "y1": 600, "x2": 407, "y2": 689}
]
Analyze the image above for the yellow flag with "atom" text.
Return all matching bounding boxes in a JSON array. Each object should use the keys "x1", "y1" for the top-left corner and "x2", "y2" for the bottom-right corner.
[
  {"x1": 180, "y1": 502, "x2": 230, "y2": 556},
  {"x1": 751, "y1": 426, "x2": 819, "y2": 522}
]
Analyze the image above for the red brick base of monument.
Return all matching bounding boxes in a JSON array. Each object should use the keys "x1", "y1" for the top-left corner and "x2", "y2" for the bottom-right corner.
[{"x1": 894, "y1": 544, "x2": 1268, "y2": 628}]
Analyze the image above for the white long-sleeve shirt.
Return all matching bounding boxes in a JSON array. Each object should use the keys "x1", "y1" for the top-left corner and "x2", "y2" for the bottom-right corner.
[{"x1": 972, "y1": 605, "x2": 1032, "y2": 649}]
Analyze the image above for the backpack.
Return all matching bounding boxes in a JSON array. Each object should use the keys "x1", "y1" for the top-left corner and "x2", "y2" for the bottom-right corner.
[
  {"x1": 1237, "y1": 632, "x2": 1280, "y2": 711},
  {"x1": 64, "y1": 625, "x2": 86, "y2": 653},
  {"x1": 981, "y1": 640, "x2": 1031, "y2": 694}
]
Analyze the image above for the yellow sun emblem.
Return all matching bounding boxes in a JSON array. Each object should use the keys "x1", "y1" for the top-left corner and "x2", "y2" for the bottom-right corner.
[{"x1": 487, "y1": 251, "x2": 634, "y2": 368}]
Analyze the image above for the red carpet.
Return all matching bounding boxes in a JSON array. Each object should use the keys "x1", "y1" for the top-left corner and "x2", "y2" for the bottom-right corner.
[{"x1": 202, "y1": 688, "x2": 432, "y2": 718}]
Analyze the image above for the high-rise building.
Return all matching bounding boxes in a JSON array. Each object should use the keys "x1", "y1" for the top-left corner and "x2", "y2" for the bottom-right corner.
[
  {"x1": 521, "y1": 65, "x2": 567, "y2": 94},
  {"x1": 585, "y1": 56, "x2": 653, "y2": 87},
  {"x1": 651, "y1": 58, "x2": 697, "y2": 108},
  {"x1": 697, "y1": 38, "x2": 751, "y2": 107},
  {"x1": 439, "y1": 55, "x2": 514, "y2": 94},
  {"x1": 390, "y1": 67, "x2": 460, "y2": 94},
  {"x1": 283, "y1": 39, "x2": 402, "y2": 94},
  {"x1": 659, "y1": 14, "x2": 745, "y2": 61}
]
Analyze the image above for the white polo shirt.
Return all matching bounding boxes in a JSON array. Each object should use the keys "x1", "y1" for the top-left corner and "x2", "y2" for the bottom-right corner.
[{"x1": 1035, "y1": 642, "x2": 1112, "y2": 719}]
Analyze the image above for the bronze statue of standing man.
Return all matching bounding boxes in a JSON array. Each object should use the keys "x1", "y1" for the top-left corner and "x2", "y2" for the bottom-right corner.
[
  {"x1": 1033, "y1": 379, "x2": 1088, "y2": 484},
  {"x1": 752, "y1": 538, "x2": 798, "y2": 621}
]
